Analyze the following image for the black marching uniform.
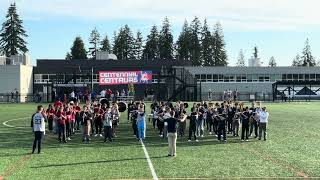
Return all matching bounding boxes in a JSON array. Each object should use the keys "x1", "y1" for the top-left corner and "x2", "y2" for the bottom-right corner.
[{"x1": 217, "y1": 107, "x2": 227, "y2": 141}]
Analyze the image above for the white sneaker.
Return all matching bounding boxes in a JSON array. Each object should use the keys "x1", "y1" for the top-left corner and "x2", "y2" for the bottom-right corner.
[
  {"x1": 246, "y1": 139, "x2": 249, "y2": 142},
  {"x1": 94, "y1": 134, "x2": 98, "y2": 137},
  {"x1": 201, "y1": 135, "x2": 204, "y2": 137},
  {"x1": 209, "y1": 132, "x2": 212, "y2": 135},
  {"x1": 99, "y1": 134, "x2": 103, "y2": 137},
  {"x1": 160, "y1": 134, "x2": 163, "y2": 137},
  {"x1": 195, "y1": 139, "x2": 199, "y2": 142},
  {"x1": 188, "y1": 139, "x2": 191, "y2": 142},
  {"x1": 67, "y1": 137, "x2": 71, "y2": 141},
  {"x1": 215, "y1": 135, "x2": 218, "y2": 137}
]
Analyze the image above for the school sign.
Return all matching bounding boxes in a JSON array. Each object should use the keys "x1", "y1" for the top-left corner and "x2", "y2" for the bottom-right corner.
[{"x1": 99, "y1": 71, "x2": 152, "y2": 85}]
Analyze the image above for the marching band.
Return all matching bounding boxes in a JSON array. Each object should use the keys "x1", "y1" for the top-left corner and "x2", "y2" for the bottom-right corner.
[{"x1": 31, "y1": 99, "x2": 269, "y2": 154}]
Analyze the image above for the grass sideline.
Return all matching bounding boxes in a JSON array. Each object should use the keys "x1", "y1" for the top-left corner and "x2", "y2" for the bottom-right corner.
[{"x1": 0, "y1": 102, "x2": 320, "y2": 179}]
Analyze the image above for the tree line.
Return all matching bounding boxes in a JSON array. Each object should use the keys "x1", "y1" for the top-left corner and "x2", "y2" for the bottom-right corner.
[
  {"x1": 0, "y1": 3, "x2": 319, "y2": 67},
  {"x1": 66, "y1": 17, "x2": 228, "y2": 66}
]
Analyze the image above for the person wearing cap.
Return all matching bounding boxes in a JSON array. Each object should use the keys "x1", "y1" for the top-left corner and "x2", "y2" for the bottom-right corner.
[{"x1": 258, "y1": 107, "x2": 269, "y2": 141}]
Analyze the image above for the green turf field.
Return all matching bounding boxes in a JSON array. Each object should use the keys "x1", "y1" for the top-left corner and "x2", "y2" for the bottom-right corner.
[{"x1": 1, "y1": 102, "x2": 320, "y2": 180}]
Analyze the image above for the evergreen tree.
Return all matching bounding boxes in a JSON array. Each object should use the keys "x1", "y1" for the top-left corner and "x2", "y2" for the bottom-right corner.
[
  {"x1": 212, "y1": 22, "x2": 228, "y2": 66},
  {"x1": 0, "y1": 3, "x2": 28, "y2": 56},
  {"x1": 292, "y1": 54, "x2": 301, "y2": 66},
  {"x1": 175, "y1": 20, "x2": 191, "y2": 61},
  {"x1": 112, "y1": 25, "x2": 135, "y2": 60},
  {"x1": 65, "y1": 52, "x2": 72, "y2": 60},
  {"x1": 201, "y1": 19, "x2": 213, "y2": 66},
  {"x1": 300, "y1": 38, "x2": 315, "y2": 66},
  {"x1": 70, "y1": 36, "x2": 87, "y2": 59},
  {"x1": 133, "y1": 30, "x2": 143, "y2": 60},
  {"x1": 189, "y1": 16, "x2": 202, "y2": 66},
  {"x1": 88, "y1": 27, "x2": 100, "y2": 59},
  {"x1": 269, "y1": 56, "x2": 277, "y2": 67},
  {"x1": 159, "y1": 17, "x2": 174, "y2": 60},
  {"x1": 253, "y1": 46, "x2": 258, "y2": 58},
  {"x1": 236, "y1": 49, "x2": 245, "y2": 67},
  {"x1": 100, "y1": 35, "x2": 111, "y2": 52},
  {"x1": 142, "y1": 25, "x2": 159, "y2": 60}
]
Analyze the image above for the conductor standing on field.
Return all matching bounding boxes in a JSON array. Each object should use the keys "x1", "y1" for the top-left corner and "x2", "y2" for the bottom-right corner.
[{"x1": 31, "y1": 105, "x2": 47, "y2": 154}]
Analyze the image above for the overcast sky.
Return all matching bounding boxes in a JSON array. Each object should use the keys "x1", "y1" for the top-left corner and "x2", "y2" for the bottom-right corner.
[{"x1": 0, "y1": 0, "x2": 319, "y2": 66}]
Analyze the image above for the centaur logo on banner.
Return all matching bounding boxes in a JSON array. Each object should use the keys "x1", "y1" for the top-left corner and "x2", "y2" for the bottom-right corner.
[{"x1": 99, "y1": 71, "x2": 152, "y2": 85}]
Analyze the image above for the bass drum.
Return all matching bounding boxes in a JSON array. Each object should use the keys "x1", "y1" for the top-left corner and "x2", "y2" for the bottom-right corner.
[
  {"x1": 117, "y1": 101, "x2": 127, "y2": 112},
  {"x1": 99, "y1": 98, "x2": 110, "y2": 108}
]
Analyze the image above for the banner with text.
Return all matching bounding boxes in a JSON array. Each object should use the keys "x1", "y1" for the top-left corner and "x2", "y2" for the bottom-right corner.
[{"x1": 99, "y1": 71, "x2": 153, "y2": 85}]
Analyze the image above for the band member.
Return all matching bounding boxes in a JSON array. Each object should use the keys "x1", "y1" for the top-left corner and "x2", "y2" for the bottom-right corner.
[
  {"x1": 31, "y1": 105, "x2": 46, "y2": 154},
  {"x1": 196, "y1": 104, "x2": 205, "y2": 137},
  {"x1": 137, "y1": 104, "x2": 146, "y2": 141},
  {"x1": 74, "y1": 102, "x2": 82, "y2": 131},
  {"x1": 227, "y1": 104, "x2": 235, "y2": 134},
  {"x1": 127, "y1": 100, "x2": 134, "y2": 123},
  {"x1": 206, "y1": 107, "x2": 214, "y2": 135},
  {"x1": 103, "y1": 107, "x2": 113, "y2": 142},
  {"x1": 157, "y1": 105, "x2": 165, "y2": 137},
  {"x1": 232, "y1": 109, "x2": 241, "y2": 137},
  {"x1": 94, "y1": 104, "x2": 104, "y2": 137},
  {"x1": 111, "y1": 102, "x2": 120, "y2": 137},
  {"x1": 216, "y1": 104, "x2": 227, "y2": 142},
  {"x1": 65, "y1": 106, "x2": 72, "y2": 141},
  {"x1": 56, "y1": 106, "x2": 67, "y2": 143},
  {"x1": 164, "y1": 110, "x2": 187, "y2": 157},
  {"x1": 241, "y1": 107, "x2": 250, "y2": 141},
  {"x1": 46, "y1": 104, "x2": 55, "y2": 132},
  {"x1": 162, "y1": 106, "x2": 172, "y2": 138},
  {"x1": 188, "y1": 107, "x2": 198, "y2": 142},
  {"x1": 177, "y1": 103, "x2": 187, "y2": 137},
  {"x1": 130, "y1": 103, "x2": 139, "y2": 138},
  {"x1": 249, "y1": 102, "x2": 258, "y2": 138},
  {"x1": 81, "y1": 105, "x2": 92, "y2": 143},
  {"x1": 258, "y1": 107, "x2": 269, "y2": 141}
]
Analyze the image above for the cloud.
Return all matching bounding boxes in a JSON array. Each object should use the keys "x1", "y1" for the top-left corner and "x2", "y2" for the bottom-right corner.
[{"x1": 1, "y1": 0, "x2": 320, "y2": 31}]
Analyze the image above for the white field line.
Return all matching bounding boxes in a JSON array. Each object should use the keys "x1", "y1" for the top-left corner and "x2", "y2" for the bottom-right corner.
[
  {"x1": 2, "y1": 117, "x2": 29, "y2": 128},
  {"x1": 140, "y1": 140, "x2": 158, "y2": 180}
]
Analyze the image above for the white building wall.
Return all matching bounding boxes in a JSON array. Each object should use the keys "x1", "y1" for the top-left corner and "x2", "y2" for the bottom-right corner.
[{"x1": 0, "y1": 65, "x2": 33, "y2": 102}]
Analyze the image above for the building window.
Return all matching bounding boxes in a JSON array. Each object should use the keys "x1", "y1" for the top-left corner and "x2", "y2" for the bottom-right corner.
[
  {"x1": 305, "y1": 74, "x2": 309, "y2": 80},
  {"x1": 310, "y1": 74, "x2": 315, "y2": 80},
  {"x1": 293, "y1": 74, "x2": 298, "y2": 81},
  {"x1": 213, "y1": 75, "x2": 218, "y2": 82},
  {"x1": 200, "y1": 74, "x2": 206, "y2": 82},
  {"x1": 282, "y1": 74, "x2": 287, "y2": 81},
  {"x1": 316, "y1": 74, "x2": 320, "y2": 81},
  {"x1": 299, "y1": 74, "x2": 304, "y2": 80},
  {"x1": 207, "y1": 74, "x2": 212, "y2": 82},
  {"x1": 195, "y1": 74, "x2": 200, "y2": 81}
]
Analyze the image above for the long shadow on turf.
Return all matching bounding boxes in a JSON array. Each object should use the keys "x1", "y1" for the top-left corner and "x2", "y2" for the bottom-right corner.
[{"x1": 30, "y1": 155, "x2": 167, "y2": 168}]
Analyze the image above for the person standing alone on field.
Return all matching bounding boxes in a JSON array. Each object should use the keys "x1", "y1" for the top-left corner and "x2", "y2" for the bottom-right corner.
[
  {"x1": 258, "y1": 107, "x2": 269, "y2": 141},
  {"x1": 31, "y1": 105, "x2": 47, "y2": 154},
  {"x1": 164, "y1": 110, "x2": 187, "y2": 157}
]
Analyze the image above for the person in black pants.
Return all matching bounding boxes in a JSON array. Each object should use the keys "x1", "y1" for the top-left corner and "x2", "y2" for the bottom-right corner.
[
  {"x1": 241, "y1": 107, "x2": 250, "y2": 141},
  {"x1": 227, "y1": 105, "x2": 235, "y2": 134},
  {"x1": 31, "y1": 105, "x2": 46, "y2": 154},
  {"x1": 249, "y1": 102, "x2": 258, "y2": 138},
  {"x1": 217, "y1": 105, "x2": 227, "y2": 142},
  {"x1": 188, "y1": 107, "x2": 198, "y2": 142}
]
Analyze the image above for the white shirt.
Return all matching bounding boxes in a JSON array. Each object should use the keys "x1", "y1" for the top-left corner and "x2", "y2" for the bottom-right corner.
[
  {"x1": 103, "y1": 112, "x2": 113, "y2": 127},
  {"x1": 259, "y1": 111, "x2": 269, "y2": 123},
  {"x1": 70, "y1": 91, "x2": 75, "y2": 98},
  {"x1": 32, "y1": 112, "x2": 46, "y2": 133},
  {"x1": 163, "y1": 112, "x2": 171, "y2": 126}
]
